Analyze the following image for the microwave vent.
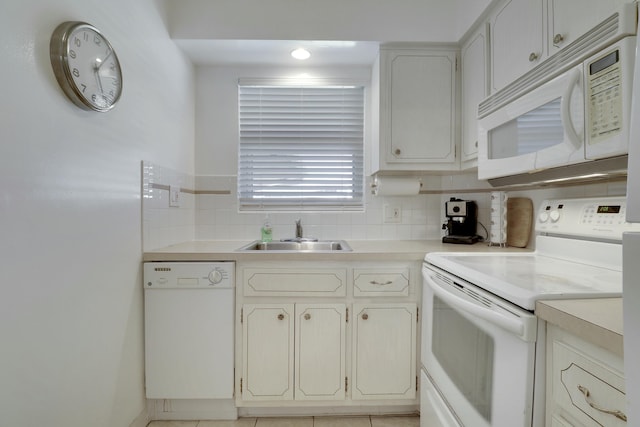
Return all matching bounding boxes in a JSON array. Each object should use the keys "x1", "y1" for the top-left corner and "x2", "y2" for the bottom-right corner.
[{"x1": 479, "y1": 3, "x2": 637, "y2": 118}]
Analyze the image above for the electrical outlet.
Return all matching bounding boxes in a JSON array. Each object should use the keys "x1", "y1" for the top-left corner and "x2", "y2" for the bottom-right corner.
[
  {"x1": 169, "y1": 185, "x2": 181, "y2": 207},
  {"x1": 383, "y1": 204, "x2": 402, "y2": 223}
]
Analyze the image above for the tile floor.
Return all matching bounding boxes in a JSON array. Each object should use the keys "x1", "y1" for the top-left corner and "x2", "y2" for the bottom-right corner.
[{"x1": 147, "y1": 415, "x2": 420, "y2": 427}]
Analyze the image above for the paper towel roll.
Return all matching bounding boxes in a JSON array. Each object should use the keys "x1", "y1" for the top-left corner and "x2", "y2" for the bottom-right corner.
[{"x1": 371, "y1": 176, "x2": 421, "y2": 196}]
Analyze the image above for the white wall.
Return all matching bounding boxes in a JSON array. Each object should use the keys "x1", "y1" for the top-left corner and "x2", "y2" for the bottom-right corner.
[{"x1": 0, "y1": 1, "x2": 194, "y2": 426}]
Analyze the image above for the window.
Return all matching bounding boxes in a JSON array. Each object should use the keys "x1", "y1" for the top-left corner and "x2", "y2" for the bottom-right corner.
[{"x1": 238, "y1": 81, "x2": 365, "y2": 211}]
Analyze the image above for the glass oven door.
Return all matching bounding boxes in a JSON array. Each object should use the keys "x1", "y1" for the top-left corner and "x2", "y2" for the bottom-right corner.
[{"x1": 421, "y1": 264, "x2": 538, "y2": 427}]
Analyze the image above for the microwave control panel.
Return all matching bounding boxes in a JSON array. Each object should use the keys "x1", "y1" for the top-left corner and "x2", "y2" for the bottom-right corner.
[{"x1": 586, "y1": 47, "x2": 623, "y2": 145}]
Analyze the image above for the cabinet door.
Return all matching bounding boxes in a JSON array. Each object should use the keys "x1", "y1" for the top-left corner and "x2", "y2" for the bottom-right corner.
[
  {"x1": 352, "y1": 303, "x2": 417, "y2": 400},
  {"x1": 295, "y1": 304, "x2": 346, "y2": 401},
  {"x1": 549, "y1": 0, "x2": 629, "y2": 54},
  {"x1": 381, "y1": 49, "x2": 457, "y2": 166},
  {"x1": 242, "y1": 304, "x2": 294, "y2": 401},
  {"x1": 461, "y1": 24, "x2": 489, "y2": 163},
  {"x1": 491, "y1": 0, "x2": 544, "y2": 92}
]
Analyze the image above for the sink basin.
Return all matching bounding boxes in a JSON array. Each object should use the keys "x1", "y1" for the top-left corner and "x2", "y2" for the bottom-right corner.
[{"x1": 236, "y1": 240, "x2": 352, "y2": 252}]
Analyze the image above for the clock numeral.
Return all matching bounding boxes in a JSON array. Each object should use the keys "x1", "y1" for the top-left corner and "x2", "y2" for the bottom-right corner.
[
  {"x1": 94, "y1": 35, "x2": 102, "y2": 46},
  {"x1": 83, "y1": 32, "x2": 89, "y2": 42},
  {"x1": 80, "y1": 84, "x2": 87, "y2": 93},
  {"x1": 72, "y1": 68, "x2": 80, "y2": 78},
  {"x1": 74, "y1": 37, "x2": 81, "y2": 48},
  {"x1": 69, "y1": 49, "x2": 77, "y2": 59}
]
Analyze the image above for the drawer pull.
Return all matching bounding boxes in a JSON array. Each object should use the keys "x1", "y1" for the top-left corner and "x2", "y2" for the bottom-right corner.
[
  {"x1": 369, "y1": 280, "x2": 393, "y2": 286},
  {"x1": 277, "y1": 314, "x2": 285, "y2": 320},
  {"x1": 304, "y1": 313, "x2": 311, "y2": 320},
  {"x1": 577, "y1": 385, "x2": 627, "y2": 422},
  {"x1": 362, "y1": 313, "x2": 369, "y2": 320}
]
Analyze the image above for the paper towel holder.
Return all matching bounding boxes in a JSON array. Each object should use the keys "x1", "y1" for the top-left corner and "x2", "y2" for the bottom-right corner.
[{"x1": 370, "y1": 175, "x2": 423, "y2": 196}]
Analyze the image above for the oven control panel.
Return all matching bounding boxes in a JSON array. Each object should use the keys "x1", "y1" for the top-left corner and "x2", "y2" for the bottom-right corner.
[{"x1": 537, "y1": 196, "x2": 639, "y2": 240}]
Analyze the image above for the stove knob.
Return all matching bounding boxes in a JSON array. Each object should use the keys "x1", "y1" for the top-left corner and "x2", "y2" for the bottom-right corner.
[
  {"x1": 549, "y1": 210, "x2": 561, "y2": 222},
  {"x1": 538, "y1": 211, "x2": 549, "y2": 223},
  {"x1": 208, "y1": 269, "x2": 224, "y2": 284}
]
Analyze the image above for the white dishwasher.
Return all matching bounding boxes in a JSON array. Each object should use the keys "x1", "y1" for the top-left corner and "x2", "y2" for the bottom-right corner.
[{"x1": 144, "y1": 262, "x2": 235, "y2": 399}]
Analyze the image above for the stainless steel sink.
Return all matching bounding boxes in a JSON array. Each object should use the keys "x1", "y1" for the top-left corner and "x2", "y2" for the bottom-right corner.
[{"x1": 236, "y1": 240, "x2": 352, "y2": 252}]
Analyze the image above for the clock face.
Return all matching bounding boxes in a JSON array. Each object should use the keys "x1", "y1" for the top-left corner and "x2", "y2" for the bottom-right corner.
[{"x1": 50, "y1": 22, "x2": 122, "y2": 112}]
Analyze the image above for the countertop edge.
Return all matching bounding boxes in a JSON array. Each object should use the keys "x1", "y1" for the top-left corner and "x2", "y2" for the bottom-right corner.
[{"x1": 535, "y1": 298, "x2": 623, "y2": 357}]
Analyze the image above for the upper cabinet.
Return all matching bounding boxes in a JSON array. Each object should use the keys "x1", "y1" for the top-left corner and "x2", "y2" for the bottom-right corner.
[
  {"x1": 460, "y1": 24, "x2": 489, "y2": 165},
  {"x1": 490, "y1": 0, "x2": 544, "y2": 93},
  {"x1": 489, "y1": 0, "x2": 634, "y2": 94},
  {"x1": 548, "y1": 0, "x2": 631, "y2": 55},
  {"x1": 371, "y1": 45, "x2": 459, "y2": 173}
]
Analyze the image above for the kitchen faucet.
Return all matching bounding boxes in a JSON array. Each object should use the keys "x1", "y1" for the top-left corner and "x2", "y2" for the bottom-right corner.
[{"x1": 295, "y1": 219, "x2": 303, "y2": 239}]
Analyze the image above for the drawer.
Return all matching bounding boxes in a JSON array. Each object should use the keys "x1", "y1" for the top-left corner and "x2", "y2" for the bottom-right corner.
[
  {"x1": 353, "y1": 267, "x2": 410, "y2": 296},
  {"x1": 551, "y1": 340, "x2": 627, "y2": 426},
  {"x1": 242, "y1": 267, "x2": 347, "y2": 297}
]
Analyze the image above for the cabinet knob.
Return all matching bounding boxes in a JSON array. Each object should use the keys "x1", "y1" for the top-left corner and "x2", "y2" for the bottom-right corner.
[
  {"x1": 553, "y1": 33, "x2": 564, "y2": 45},
  {"x1": 394, "y1": 148, "x2": 401, "y2": 156},
  {"x1": 277, "y1": 313, "x2": 285, "y2": 320},
  {"x1": 362, "y1": 313, "x2": 369, "y2": 320},
  {"x1": 304, "y1": 313, "x2": 311, "y2": 320},
  {"x1": 528, "y1": 52, "x2": 539, "y2": 62}
]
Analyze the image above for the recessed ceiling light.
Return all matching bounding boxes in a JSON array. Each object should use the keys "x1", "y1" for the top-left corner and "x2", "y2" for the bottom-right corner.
[{"x1": 291, "y1": 48, "x2": 311, "y2": 60}]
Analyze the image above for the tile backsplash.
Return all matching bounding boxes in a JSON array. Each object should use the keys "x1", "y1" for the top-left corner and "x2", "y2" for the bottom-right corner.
[
  {"x1": 142, "y1": 162, "x2": 628, "y2": 250},
  {"x1": 142, "y1": 161, "x2": 196, "y2": 251}
]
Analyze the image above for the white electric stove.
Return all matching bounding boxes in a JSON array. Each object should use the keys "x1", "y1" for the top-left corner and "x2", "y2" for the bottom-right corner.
[{"x1": 420, "y1": 196, "x2": 637, "y2": 427}]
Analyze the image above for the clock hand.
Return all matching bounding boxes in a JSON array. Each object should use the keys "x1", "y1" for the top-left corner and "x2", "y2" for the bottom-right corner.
[{"x1": 93, "y1": 58, "x2": 105, "y2": 95}]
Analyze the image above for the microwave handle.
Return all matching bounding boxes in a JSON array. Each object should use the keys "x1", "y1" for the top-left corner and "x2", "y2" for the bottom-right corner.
[
  {"x1": 426, "y1": 272, "x2": 527, "y2": 339},
  {"x1": 561, "y1": 67, "x2": 582, "y2": 149}
]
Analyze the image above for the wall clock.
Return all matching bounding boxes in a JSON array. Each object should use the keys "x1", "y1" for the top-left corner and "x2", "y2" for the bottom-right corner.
[{"x1": 50, "y1": 21, "x2": 122, "y2": 112}]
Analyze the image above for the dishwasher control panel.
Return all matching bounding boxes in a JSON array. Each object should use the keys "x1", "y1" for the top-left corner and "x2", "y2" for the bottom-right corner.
[{"x1": 144, "y1": 262, "x2": 235, "y2": 289}]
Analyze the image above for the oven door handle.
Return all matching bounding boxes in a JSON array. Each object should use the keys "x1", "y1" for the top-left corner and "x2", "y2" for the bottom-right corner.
[{"x1": 426, "y1": 272, "x2": 528, "y2": 339}]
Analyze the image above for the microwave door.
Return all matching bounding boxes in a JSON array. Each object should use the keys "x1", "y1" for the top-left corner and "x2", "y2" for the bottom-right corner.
[
  {"x1": 534, "y1": 66, "x2": 585, "y2": 169},
  {"x1": 477, "y1": 64, "x2": 584, "y2": 180}
]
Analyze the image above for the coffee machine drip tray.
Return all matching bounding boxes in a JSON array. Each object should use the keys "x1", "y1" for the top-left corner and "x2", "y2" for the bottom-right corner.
[{"x1": 443, "y1": 235, "x2": 480, "y2": 245}]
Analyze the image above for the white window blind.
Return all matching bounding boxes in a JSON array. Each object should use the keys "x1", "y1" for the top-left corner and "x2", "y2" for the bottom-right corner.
[{"x1": 238, "y1": 84, "x2": 365, "y2": 210}]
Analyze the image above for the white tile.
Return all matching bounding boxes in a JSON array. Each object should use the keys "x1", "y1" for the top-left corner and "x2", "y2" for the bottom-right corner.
[
  {"x1": 197, "y1": 418, "x2": 257, "y2": 427},
  {"x1": 314, "y1": 416, "x2": 371, "y2": 427},
  {"x1": 255, "y1": 417, "x2": 313, "y2": 427},
  {"x1": 370, "y1": 415, "x2": 419, "y2": 427},
  {"x1": 148, "y1": 421, "x2": 198, "y2": 427}
]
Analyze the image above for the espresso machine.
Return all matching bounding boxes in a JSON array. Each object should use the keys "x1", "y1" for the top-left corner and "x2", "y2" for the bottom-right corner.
[{"x1": 442, "y1": 198, "x2": 479, "y2": 244}]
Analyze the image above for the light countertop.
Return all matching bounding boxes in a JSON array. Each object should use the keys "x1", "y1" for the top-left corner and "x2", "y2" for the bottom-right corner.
[
  {"x1": 143, "y1": 239, "x2": 531, "y2": 262},
  {"x1": 536, "y1": 298, "x2": 623, "y2": 357}
]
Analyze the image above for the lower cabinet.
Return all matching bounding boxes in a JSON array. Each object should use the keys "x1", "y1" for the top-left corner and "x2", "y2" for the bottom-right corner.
[
  {"x1": 236, "y1": 261, "x2": 420, "y2": 408},
  {"x1": 352, "y1": 303, "x2": 417, "y2": 400},
  {"x1": 546, "y1": 325, "x2": 626, "y2": 427},
  {"x1": 242, "y1": 303, "x2": 346, "y2": 401}
]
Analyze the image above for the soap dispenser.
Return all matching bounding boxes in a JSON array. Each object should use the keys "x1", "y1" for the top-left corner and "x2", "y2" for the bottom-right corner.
[{"x1": 261, "y1": 215, "x2": 273, "y2": 242}]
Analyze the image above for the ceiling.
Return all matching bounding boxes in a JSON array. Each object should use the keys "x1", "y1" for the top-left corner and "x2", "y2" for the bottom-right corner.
[
  {"x1": 165, "y1": 0, "x2": 494, "y2": 66},
  {"x1": 175, "y1": 39, "x2": 381, "y2": 67}
]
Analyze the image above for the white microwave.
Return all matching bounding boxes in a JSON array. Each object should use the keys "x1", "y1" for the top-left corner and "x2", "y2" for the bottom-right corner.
[{"x1": 478, "y1": 36, "x2": 636, "y2": 181}]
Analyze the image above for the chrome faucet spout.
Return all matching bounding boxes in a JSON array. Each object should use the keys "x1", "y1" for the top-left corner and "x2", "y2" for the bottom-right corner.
[{"x1": 295, "y1": 219, "x2": 303, "y2": 238}]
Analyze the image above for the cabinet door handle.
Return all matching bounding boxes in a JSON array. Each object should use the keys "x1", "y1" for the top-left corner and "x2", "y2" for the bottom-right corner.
[
  {"x1": 577, "y1": 385, "x2": 627, "y2": 421},
  {"x1": 394, "y1": 148, "x2": 401, "y2": 156},
  {"x1": 369, "y1": 280, "x2": 393, "y2": 286},
  {"x1": 553, "y1": 33, "x2": 564, "y2": 45},
  {"x1": 361, "y1": 313, "x2": 369, "y2": 320},
  {"x1": 277, "y1": 313, "x2": 285, "y2": 320},
  {"x1": 304, "y1": 313, "x2": 311, "y2": 320},
  {"x1": 528, "y1": 52, "x2": 539, "y2": 62}
]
